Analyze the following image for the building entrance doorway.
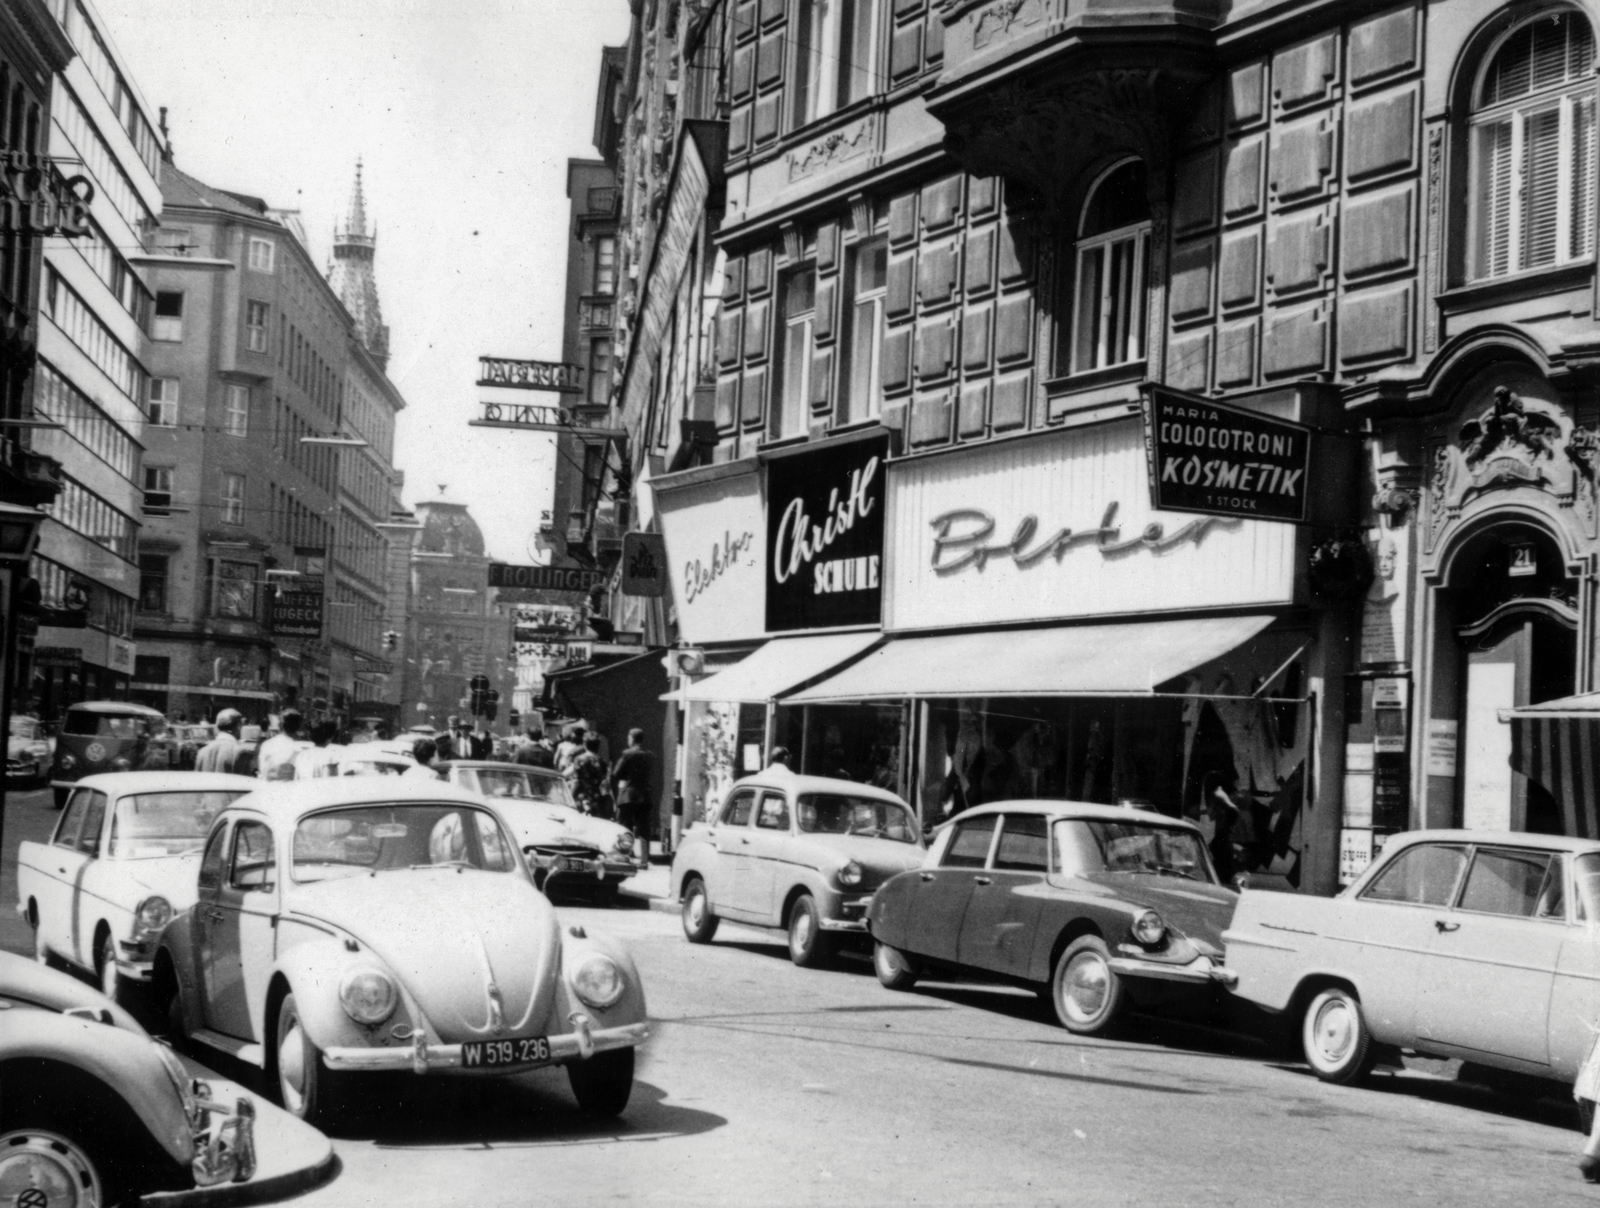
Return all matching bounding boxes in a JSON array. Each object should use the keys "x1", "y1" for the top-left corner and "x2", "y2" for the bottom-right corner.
[{"x1": 1448, "y1": 525, "x2": 1576, "y2": 833}]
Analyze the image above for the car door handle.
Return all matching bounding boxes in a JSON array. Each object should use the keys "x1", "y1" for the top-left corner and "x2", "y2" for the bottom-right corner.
[
  {"x1": 1435, "y1": 920, "x2": 1460, "y2": 933},
  {"x1": 740, "y1": 837, "x2": 750, "y2": 845},
  {"x1": 973, "y1": 876, "x2": 992, "y2": 886},
  {"x1": 919, "y1": 872, "x2": 935, "y2": 882}
]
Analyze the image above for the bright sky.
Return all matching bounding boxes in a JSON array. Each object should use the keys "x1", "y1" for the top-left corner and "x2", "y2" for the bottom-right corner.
[{"x1": 92, "y1": 0, "x2": 633, "y2": 562}]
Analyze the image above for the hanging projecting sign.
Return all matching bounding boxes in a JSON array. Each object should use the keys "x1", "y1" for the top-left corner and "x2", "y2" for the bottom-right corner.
[
  {"x1": 621, "y1": 532, "x2": 668, "y2": 598},
  {"x1": 652, "y1": 461, "x2": 765, "y2": 645},
  {"x1": 765, "y1": 433, "x2": 887, "y2": 633},
  {"x1": 1143, "y1": 386, "x2": 1312, "y2": 523}
]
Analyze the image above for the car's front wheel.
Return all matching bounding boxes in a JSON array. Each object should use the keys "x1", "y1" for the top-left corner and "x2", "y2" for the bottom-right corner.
[
  {"x1": 787, "y1": 894, "x2": 834, "y2": 968},
  {"x1": 680, "y1": 877, "x2": 719, "y2": 944},
  {"x1": 1302, "y1": 986, "x2": 1376, "y2": 1085},
  {"x1": 1050, "y1": 936, "x2": 1125, "y2": 1035},
  {"x1": 275, "y1": 992, "x2": 347, "y2": 1129},
  {"x1": 567, "y1": 1047, "x2": 634, "y2": 1117},
  {"x1": 0, "y1": 1127, "x2": 106, "y2": 1208},
  {"x1": 95, "y1": 931, "x2": 123, "y2": 1006},
  {"x1": 873, "y1": 941, "x2": 919, "y2": 991}
]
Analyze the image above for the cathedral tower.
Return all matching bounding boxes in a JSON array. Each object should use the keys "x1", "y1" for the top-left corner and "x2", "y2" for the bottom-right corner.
[{"x1": 327, "y1": 159, "x2": 390, "y2": 369}]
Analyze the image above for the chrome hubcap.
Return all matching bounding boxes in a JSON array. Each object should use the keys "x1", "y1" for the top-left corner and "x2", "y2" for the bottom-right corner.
[
  {"x1": 99, "y1": 943, "x2": 116, "y2": 999},
  {"x1": 0, "y1": 1130, "x2": 102, "y2": 1208},
  {"x1": 686, "y1": 890, "x2": 705, "y2": 928},
  {"x1": 793, "y1": 909, "x2": 813, "y2": 953},
  {"x1": 1313, "y1": 1000, "x2": 1353, "y2": 1063},
  {"x1": 279, "y1": 1017, "x2": 307, "y2": 1114},
  {"x1": 1064, "y1": 955, "x2": 1108, "y2": 1020}
]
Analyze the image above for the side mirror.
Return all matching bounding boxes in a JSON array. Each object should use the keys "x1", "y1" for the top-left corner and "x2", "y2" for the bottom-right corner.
[{"x1": 1231, "y1": 872, "x2": 1251, "y2": 892}]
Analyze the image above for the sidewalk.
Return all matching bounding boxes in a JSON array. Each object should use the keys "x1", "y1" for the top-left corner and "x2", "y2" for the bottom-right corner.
[
  {"x1": 145, "y1": 1055, "x2": 339, "y2": 1208},
  {"x1": 619, "y1": 851, "x2": 674, "y2": 913}
]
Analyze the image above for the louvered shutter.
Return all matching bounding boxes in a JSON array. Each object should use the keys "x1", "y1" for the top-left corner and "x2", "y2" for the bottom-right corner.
[
  {"x1": 1574, "y1": 95, "x2": 1596, "y2": 260},
  {"x1": 1523, "y1": 105, "x2": 1564, "y2": 268},
  {"x1": 1476, "y1": 117, "x2": 1515, "y2": 278}
]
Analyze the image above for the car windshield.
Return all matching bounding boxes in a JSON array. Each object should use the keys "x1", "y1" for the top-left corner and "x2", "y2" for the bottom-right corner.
[
  {"x1": 339, "y1": 759, "x2": 410, "y2": 776},
  {"x1": 1055, "y1": 819, "x2": 1215, "y2": 883},
  {"x1": 63, "y1": 712, "x2": 162, "y2": 738},
  {"x1": 292, "y1": 803, "x2": 517, "y2": 880},
  {"x1": 469, "y1": 768, "x2": 572, "y2": 805},
  {"x1": 109, "y1": 791, "x2": 249, "y2": 857},
  {"x1": 796, "y1": 794, "x2": 917, "y2": 843}
]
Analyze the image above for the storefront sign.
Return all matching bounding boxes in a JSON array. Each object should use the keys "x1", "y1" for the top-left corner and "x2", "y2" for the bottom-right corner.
[
  {"x1": 621, "y1": 532, "x2": 668, "y2": 598},
  {"x1": 886, "y1": 420, "x2": 1296, "y2": 631},
  {"x1": 653, "y1": 463, "x2": 766, "y2": 645},
  {"x1": 488, "y1": 563, "x2": 605, "y2": 593},
  {"x1": 1372, "y1": 678, "x2": 1408, "y2": 709},
  {"x1": 269, "y1": 592, "x2": 324, "y2": 638},
  {"x1": 33, "y1": 646, "x2": 82, "y2": 669},
  {"x1": 476, "y1": 357, "x2": 583, "y2": 392},
  {"x1": 1144, "y1": 388, "x2": 1312, "y2": 522},
  {"x1": 765, "y1": 434, "x2": 887, "y2": 632}
]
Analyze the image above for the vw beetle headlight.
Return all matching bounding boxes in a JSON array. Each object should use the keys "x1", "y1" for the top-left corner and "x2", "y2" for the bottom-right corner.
[
  {"x1": 339, "y1": 966, "x2": 398, "y2": 1025},
  {"x1": 111, "y1": 756, "x2": 132, "y2": 772},
  {"x1": 1132, "y1": 910, "x2": 1167, "y2": 946},
  {"x1": 614, "y1": 830, "x2": 635, "y2": 855},
  {"x1": 838, "y1": 860, "x2": 864, "y2": 887},
  {"x1": 134, "y1": 895, "x2": 173, "y2": 938},
  {"x1": 571, "y1": 954, "x2": 625, "y2": 1008}
]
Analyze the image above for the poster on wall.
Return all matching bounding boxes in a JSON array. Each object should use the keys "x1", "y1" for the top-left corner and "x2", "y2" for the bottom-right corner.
[
  {"x1": 1360, "y1": 523, "x2": 1409, "y2": 665},
  {"x1": 652, "y1": 463, "x2": 766, "y2": 645},
  {"x1": 764, "y1": 433, "x2": 887, "y2": 632}
]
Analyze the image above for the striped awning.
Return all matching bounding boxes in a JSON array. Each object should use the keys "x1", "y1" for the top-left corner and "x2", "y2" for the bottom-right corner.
[{"x1": 1506, "y1": 700, "x2": 1600, "y2": 839}]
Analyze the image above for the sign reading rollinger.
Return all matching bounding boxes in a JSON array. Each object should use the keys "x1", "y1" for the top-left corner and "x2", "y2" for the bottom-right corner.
[
  {"x1": 765, "y1": 433, "x2": 887, "y2": 632},
  {"x1": 1144, "y1": 387, "x2": 1312, "y2": 523}
]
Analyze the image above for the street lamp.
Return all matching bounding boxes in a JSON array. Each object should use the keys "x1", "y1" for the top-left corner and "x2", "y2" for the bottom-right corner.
[{"x1": 0, "y1": 502, "x2": 47, "y2": 879}]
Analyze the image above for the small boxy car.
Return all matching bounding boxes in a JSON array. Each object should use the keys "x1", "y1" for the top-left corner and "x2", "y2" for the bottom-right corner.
[
  {"x1": 869, "y1": 802, "x2": 1239, "y2": 1035},
  {"x1": 672, "y1": 772, "x2": 925, "y2": 965},
  {"x1": 154, "y1": 778, "x2": 649, "y2": 1129},
  {"x1": 8, "y1": 714, "x2": 53, "y2": 782},
  {"x1": 1225, "y1": 829, "x2": 1600, "y2": 1089},
  {"x1": 444, "y1": 760, "x2": 641, "y2": 901},
  {"x1": 48, "y1": 702, "x2": 169, "y2": 807},
  {"x1": 17, "y1": 772, "x2": 259, "y2": 1004},
  {"x1": 1, "y1": 950, "x2": 256, "y2": 1208}
]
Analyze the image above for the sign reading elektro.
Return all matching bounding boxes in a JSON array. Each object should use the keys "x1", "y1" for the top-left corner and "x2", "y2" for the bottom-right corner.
[
  {"x1": 765, "y1": 433, "x2": 887, "y2": 632},
  {"x1": 1143, "y1": 386, "x2": 1312, "y2": 523}
]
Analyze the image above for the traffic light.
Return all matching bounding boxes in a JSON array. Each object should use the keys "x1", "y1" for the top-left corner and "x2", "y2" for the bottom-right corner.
[
  {"x1": 508, "y1": 707, "x2": 521, "y2": 730},
  {"x1": 484, "y1": 688, "x2": 499, "y2": 722},
  {"x1": 469, "y1": 674, "x2": 491, "y2": 717},
  {"x1": 382, "y1": 630, "x2": 398, "y2": 651}
]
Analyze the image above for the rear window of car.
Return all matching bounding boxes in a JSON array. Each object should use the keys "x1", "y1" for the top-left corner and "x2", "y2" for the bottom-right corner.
[
  {"x1": 942, "y1": 817, "x2": 996, "y2": 867},
  {"x1": 796, "y1": 794, "x2": 917, "y2": 843},
  {"x1": 1360, "y1": 843, "x2": 1468, "y2": 906},
  {"x1": 994, "y1": 815, "x2": 1049, "y2": 871}
]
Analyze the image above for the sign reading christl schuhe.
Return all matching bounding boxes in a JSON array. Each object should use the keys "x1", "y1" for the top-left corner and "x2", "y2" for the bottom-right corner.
[
  {"x1": 765, "y1": 433, "x2": 887, "y2": 633},
  {"x1": 1143, "y1": 386, "x2": 1313, "y2": 523}
]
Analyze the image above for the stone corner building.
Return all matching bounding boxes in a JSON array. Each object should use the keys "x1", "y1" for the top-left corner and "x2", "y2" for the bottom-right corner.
[{"x1": 569, "y1": 0, "x2": 1600, "y2": 894}]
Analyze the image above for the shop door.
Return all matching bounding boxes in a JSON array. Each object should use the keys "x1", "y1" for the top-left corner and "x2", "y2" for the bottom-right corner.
[{"x1": 1460, "y1": 626, "x2": 1525, "y2": 833}]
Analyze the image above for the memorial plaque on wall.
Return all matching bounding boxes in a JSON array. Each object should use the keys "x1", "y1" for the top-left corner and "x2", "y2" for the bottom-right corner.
[{"x1": 764, "y1": 432, "x2": 887, "y2": 632}]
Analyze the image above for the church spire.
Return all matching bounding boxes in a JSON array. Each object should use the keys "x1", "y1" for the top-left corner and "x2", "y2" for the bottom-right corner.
[{"x1": 328, "y1": 158, "x2": 390, "y2": 370}]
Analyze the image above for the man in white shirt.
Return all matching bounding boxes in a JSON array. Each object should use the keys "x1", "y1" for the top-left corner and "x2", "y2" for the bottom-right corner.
[
  {"x1": 256, "y1": 710, "x2": 307, "y2": 781},
  {"x1": 292, "y1": 718, "x2": 343, "y2": 779}
]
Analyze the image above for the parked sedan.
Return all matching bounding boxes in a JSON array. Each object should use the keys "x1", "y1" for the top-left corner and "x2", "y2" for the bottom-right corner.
[
  {"x1": 154, "y1": 778, "x2": 649, "y2": 1130},
  {"x1": 672, "y1": 772, "x2": 925, "y2": 966},
  {"x1": 1, "y1": 950, "x2": 256, "y2": 1207},
  {"x1": 1225, "y1": 829, "x2": 1600, "y2": 1089},
  {"x1": 17, "y1": 772, "x2": 260, "y2": 1004},
  {"x1": 869, "y1": 802, "x2": 1239, "y2": 1035},
  {"x1": 443, "y1": 761, "x2": 641, "y2": 902}
]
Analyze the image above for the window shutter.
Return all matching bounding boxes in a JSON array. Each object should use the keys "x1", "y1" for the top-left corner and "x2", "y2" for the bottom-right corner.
[
  {"x1": 1522, "y1": 105, "x2": 1563, "y2": 268},
  {"x1": 1573, "y1": 95, "x2": 1596, "y2": 260},
  {"x1": 1476, "y1": 118, "x2": 1515, "y2": 278}
]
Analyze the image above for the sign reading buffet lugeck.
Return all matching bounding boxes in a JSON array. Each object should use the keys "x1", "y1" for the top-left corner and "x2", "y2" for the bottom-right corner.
[
  {"x1": 1143, "y1": 386, "x2": 1312, "y2": 523},
  {"x1": 764, "y1": 432, "x2": 887, "y2": 632}
]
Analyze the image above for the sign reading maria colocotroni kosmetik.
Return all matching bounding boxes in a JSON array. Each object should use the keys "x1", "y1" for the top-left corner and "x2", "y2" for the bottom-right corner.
[
  {"x1": 1144, "y1": 387, "x2": 1312, "y2": 523},
  {"x1": 765, "y1": 432, "x2": 887, "y2": 632}
]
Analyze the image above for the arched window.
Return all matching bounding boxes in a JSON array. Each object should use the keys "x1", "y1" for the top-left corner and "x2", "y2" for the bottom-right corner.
[
  {"x1": 1471, "y1": 9, "x2": 1596, "y2": 279},
  {"x1": 1070, "y1": 159, "x2": 1150, "y2": 374}
]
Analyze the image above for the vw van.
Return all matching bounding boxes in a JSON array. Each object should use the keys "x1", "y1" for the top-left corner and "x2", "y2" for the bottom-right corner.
[{"x1": 49, "y1": 701, "x2": 169, "y2": 808}]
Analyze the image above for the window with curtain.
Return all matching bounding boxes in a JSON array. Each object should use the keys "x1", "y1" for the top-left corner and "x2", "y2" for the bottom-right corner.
[
  {"x1": 771, "y1": 267, "x2": 816, "y2": 439},
  {"x1": 1471, "y1": 9, "x2": 1596, "y2": 280},
  {"x1": 1069, "y1": 159, "x2": 1150, "y2": 375},
  {"x1": 840, "y1": 237, "x2": 886, "y2": 424},
  {"x1": 225, "y1": 385, "x2": 250, "y2": 436},
  {"x1": 790, "y1": 0, "x2": 881, "y2": 131}
]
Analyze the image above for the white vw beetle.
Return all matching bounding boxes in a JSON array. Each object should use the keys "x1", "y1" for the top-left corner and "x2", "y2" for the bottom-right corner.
[
  {"x1": 153, "y1": 778, "x2": 649, "y2": 1129},
  {"x1": 17, "y1": 771, "x2": 259, "y2": 1003}
]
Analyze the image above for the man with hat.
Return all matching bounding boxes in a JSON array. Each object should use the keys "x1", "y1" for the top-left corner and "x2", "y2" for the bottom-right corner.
[{"x1": 196, "y1": 709, "x2": 246, "y2": 774}]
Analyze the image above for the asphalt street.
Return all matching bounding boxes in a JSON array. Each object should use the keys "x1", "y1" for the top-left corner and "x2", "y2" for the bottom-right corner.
[{"x1": 5, "y1": 785, "x2": 1599, "y2": 1206}]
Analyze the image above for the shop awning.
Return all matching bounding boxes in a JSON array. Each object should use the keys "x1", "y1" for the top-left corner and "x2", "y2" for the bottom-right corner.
[
  {"x1": 677, "y1": 631, "x2": 883, "y2": 703},
  {"x1": 782, "y1": 615, "x2": 1276, "y2": 703},
  {"x1": 1504, "y1": 693, "x2": 1600, "y2": 838}
]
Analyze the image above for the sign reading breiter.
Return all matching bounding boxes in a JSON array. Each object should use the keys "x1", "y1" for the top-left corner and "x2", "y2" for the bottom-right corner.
[
  {"x1": 1143, "y1": 387, "x2": 1312, "y2": 523},
  {"x1": 765, "y1": 433, "x2": 886, "y2": 632}
]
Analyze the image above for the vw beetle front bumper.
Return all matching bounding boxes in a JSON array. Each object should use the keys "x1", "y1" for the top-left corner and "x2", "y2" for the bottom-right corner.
[{"x1": 322, "y1": 1014, "x2": 649, "y2": 1074}]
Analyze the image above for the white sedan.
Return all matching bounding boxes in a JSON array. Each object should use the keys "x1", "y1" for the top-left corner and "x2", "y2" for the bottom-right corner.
[
  {"x1": 1225, "y1": 829, "x2": 1600, "y2": 1092},
  {"x1": 17, "y1": 771, "x2": 259, "y2": 1003}
]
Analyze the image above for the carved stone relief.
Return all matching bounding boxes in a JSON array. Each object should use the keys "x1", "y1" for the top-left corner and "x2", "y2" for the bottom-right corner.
[{"x1": 786, "y1": 118, "x2": 875, "y2": 182}]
